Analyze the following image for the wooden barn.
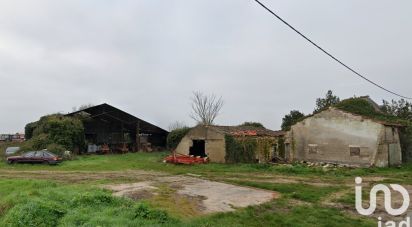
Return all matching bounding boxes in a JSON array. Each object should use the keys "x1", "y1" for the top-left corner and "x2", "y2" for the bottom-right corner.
[{"x1": 67, "y1": 103, "x2": 168, "y2": 153}]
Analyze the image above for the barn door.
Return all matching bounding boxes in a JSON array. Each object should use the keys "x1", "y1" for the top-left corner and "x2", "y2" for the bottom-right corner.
[{"x1": 388, "y1": 144, "x2": 401, "y2": 166}]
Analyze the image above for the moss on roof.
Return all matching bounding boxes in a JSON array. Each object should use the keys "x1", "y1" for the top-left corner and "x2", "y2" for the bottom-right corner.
[{"x1": 334, "y1": 98, "x2": 406, "y2": 126}]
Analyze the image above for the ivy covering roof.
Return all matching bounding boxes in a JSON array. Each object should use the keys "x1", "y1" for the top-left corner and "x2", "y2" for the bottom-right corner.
[{"x1": 333, "y1": 97, "x2": 406, "y2": 126}]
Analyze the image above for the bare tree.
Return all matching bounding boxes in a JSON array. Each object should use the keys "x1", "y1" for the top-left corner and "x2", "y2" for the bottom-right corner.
[
  {"x1": 190, "y1": 91, "x2": 223, "y2": 125},
  {"x1": 168, "y1": 121, "x2": 188, "y2": 131},
  {"x1": 72, "y1": 103, "x2": 95, "y2": 112}
]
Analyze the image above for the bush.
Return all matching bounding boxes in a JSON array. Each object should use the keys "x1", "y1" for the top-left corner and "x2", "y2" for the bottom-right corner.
[
  {"x1": 46, "y1": 143, "x2": 66, "y2": 157},
  {"x1": 166, "y1": 127, "x2": 191, "y2": 149},
  {"x1": 24, "y1": 122, "x2": 38, "y2": 140},
  {"x1": 71, "y1": 191, "x2": 117, "y2": 207},
  {"x1": 133, "y1": 203, "x2": 173, "y2": 224},
  {"x1": 24, "y1": 114, "x2": 85, "y2": 153},
  {"x1": 31, "y1": 134, "x2": 50, "y2": 150},
  {"x1": 2, "y1": 201, "x2": 65, "y2": 227}
]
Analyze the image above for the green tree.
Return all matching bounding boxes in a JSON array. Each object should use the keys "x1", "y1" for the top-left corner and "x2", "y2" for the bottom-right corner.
[
  {"x1": 281, "y1": 110, "x2": 305, "y2": 131},
  {"x1": 71, "y1": 103, "x2": 94, "y2": 112},
  {"x1": 168, "y1": 121, "x2": 187, "y2": 131},
  {"x1": 239, "y1": 122, "x2": 265, "y2": 128},
  {"x1": 314, "y1": 90, "x2": 340, "y2": 113},
  {"x1": 381, "y1": 99, "x2": 412, "y2": 120},
  {"x1": 381, "y1": 99, "x2": 412, "y2": 162}
]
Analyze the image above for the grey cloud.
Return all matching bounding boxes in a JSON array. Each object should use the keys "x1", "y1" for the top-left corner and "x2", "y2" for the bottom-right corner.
[{"x1": 0, "y1": 0, "x2": 411, "y2": 132}]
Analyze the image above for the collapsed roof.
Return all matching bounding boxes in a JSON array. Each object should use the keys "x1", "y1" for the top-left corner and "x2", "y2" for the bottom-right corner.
[{"x1": 207, "y1": 125, "x2": 285, "y2": 137}]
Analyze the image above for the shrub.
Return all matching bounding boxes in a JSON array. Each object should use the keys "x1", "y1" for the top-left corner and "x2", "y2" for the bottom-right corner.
[
  {"x1": 19, "y1": 140, "x2": 34, "y2": 152},
  {"x1": 71, "y1": 191, "x2": 117, "y2": 207},
  {"x1": 46, "y1": 143, "x2": 66, "y2": 157},
  {"x1": 24, "y1": 114, "x2": 85, "y2": 153},
  {"x1": 2, "y1": 201, "x2": 65, "y2": 227},
  {"x1": 166, "y1": 127, "x2": 191, "y2": 149},
  {"x1": 24, "y1": 122, "x2": 38, "y2": 140},
  {"x1": 133, "y1": 203, "x2": 173, "y2": 224},
  {"x1": 31, "y1": 134, "x2": 50, "y2": 150}
]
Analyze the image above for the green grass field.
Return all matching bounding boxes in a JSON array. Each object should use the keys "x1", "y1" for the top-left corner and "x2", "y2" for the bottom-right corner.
[{"x1": 0, "y1": 151, "x2": 406, "y2": 226}]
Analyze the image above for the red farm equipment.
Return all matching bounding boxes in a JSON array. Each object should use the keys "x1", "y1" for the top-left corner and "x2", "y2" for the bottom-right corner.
[{"x1": 164, "y1": 152, "x2": 209, "y2": 165}]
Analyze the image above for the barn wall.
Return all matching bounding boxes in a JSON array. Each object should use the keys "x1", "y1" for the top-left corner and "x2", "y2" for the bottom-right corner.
[
  {"x1": 374, "y1": 126, "x2": 402, "y2": 167},
  {"x1": 286, "y1": 108, "x2": 393, "y2": 167},
  {"x1": 205, "y1": 137, "x2": 226, "y2": 163},
  {"x1": 175, "y1": 126, "x2": 226, "y2": 163}
]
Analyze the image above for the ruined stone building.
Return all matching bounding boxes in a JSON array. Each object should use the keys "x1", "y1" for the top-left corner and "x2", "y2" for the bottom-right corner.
[
  {"x1": 175, "y1": 125, "x2": 285, "y2": 163},
  {"x1": 284, "y1": 104, "x2": 403, "y2": 167}
]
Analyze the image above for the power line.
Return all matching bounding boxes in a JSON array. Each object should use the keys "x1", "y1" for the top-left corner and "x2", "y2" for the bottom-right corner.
[{"x1": 253, "y1": 0, "x2": 411, "y2": 99}]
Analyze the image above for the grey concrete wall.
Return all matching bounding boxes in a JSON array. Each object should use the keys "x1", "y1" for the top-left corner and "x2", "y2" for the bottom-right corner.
[
  {"x1": 175, "y1": 126, "x2": 226, "y2": 163},
  {"x1": 286, "y1": 108, "x2": 402, "y2": 167}
]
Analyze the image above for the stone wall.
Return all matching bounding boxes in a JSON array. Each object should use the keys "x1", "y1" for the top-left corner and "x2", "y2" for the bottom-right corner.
[
  {"x1": 286, "y1": 108, "x2": 402, "y2": 167},
  {"x1": 175, "y1": 126, "x2": 226, "y2": 163}
]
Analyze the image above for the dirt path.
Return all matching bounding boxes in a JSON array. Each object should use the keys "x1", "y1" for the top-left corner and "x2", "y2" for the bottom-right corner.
[{"x1": 0, "y1": 170, "x2": 168, "y2": 183}]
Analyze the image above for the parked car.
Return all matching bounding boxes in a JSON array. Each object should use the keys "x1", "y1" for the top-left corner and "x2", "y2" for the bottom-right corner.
[
  {"x1": 5, "y1": 147, "x2": 20, "y2": 156},
  {"x1": 6, "y1": 150, "x2": 62, "y2": 165}
]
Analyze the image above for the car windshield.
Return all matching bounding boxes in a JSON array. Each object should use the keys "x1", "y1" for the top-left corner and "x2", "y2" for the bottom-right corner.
[
  {"x1": 43, "y1": 151, "x2": 56, "y2": 157},
  {"x1": 23, "y1": 152, "x2": 35, "y2": 158}
]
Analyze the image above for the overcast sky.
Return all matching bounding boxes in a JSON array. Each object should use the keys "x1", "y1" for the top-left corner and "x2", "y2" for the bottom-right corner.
[{"x1": 0, "y1": 0, "x2": 411, "y2": 133}]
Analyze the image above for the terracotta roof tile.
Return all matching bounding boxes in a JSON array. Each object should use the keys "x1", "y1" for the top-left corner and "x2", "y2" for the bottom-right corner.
[{"x1": 207, "y1": 125, "x2": 285, "y2": 137}]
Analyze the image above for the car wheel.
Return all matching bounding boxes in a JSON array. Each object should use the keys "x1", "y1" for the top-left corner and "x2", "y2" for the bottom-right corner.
[
  {"x1": 43, "y1": 161, "x2": 50, "y2": 165},
  {"x1": 7, "y1": 160, "x2": 14, "y2": 164}
]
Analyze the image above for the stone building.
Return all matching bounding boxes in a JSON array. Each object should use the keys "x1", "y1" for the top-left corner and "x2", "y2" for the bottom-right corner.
[
  {"x1": 175, "y1": 125, "x2": 285, "y2": 163},
  {"x1": 284, "y1": 107, "x2": 403, "y2": 167}
]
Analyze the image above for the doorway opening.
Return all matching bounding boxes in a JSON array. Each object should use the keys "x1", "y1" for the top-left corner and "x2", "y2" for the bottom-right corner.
[{"x1": 189, "y1": 140, "x2": 206, "y2": 157}]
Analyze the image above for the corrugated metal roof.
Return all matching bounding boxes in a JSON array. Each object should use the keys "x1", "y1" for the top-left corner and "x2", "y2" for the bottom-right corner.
[{"x1": 66, "y1": 103, "x2": 169, "y2": 134}]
